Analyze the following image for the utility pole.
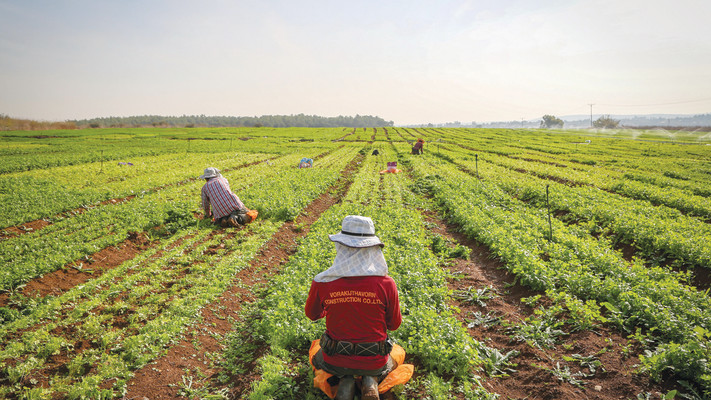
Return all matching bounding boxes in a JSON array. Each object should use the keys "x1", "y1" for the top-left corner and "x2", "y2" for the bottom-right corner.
[{"x1": 588, "y1": 104, "x2": 594, "y2": 128}]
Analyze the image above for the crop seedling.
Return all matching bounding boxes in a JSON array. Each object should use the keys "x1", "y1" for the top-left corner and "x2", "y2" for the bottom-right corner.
[
  {"x1": 453, "y1": 285, "x2": 498, "y2": 307},
  {"x1": 478, "y1": 344, "x2": 519, "y2": 377},
  {"x1": 540, "y1": 362, "x2": 587, "y2": 388},
  {"x1": 562, "y1": 354, "x2": 605, "y2": 376},
  {"x1": 508, "y1": 317, "x2": 567, "y2": 350},
  {"x1": 465, "y1": 310, "x2": 502, "y2": 329}
]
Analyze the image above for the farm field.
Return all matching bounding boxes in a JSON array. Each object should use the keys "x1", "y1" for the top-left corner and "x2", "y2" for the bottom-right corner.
[{"x1": 1, "y1": 126, "x2": 710, "y2": 400}]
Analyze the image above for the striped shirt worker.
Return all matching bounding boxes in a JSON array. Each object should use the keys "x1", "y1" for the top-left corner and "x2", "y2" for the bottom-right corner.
[{"x1": 201, "y1": 176, "x2": 245, "y2": 219}]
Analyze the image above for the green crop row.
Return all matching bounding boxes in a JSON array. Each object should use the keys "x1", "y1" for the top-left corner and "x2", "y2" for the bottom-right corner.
[
  {"x1": 0, "y1": 146, "x2": 360, "y2": 398},
  {"x1": 0, "y1": 151, "x2": 273, "y2": 229},
  {"x1": 437, "y1": 127, "x2": 711, "y2": 192},
  {"x1": 404, "y1": 149, "x2": 711, "y2": 394},
  {"x1": 238, "y1": 143, "x2": 494, "y2": 399},
  {"x1": 0, "y1": 146, "x2": 358, "y2": 293},
  {"x1": 0, "y1": 127, "x2": 342, "y2": 174},
  {"x1": 466, "y1": 150, "x2": 711, "y2": 220},
  {"x1": 0, "y1": 222, "x2": 278, "y2": 399},
  {"x1": 439, "y1": 148, "x2": 711, "y2": 270}
]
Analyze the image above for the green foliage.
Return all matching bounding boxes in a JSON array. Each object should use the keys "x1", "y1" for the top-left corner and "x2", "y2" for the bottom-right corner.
[
  {"x1": 71, "y1": 114, "x2": 394, "y2": 129},
  {"x1": 478, "y1": 344, "x2": 519, "y2": 377},
  {"x1": 593, "y1": 115, "x2": 620, "y2": 129},
  {"x1": 405, "y1": 142, "x2": 711, "y2": 393},
  {"x1": 509, "y1": 317, "x2": 567, "y2": 350},
  {"x1": 452, "y1": 285, "x2": 497, "y2": 307},
  {"x1": 639, "y1": 329, "x2": 711, "y2": 395},
  {"x1": 430, "y1": 234, "x2": 470, "y2": 259},
  {"x1": 540, "y1": 115, "x2": 564, "y2": 128},
  {"x1": 465, "y1": 311, "x2": 502, "y2": 330},
  {"x1": 561, "y1": 353, "x2": 605, "y2": 376},
  {"x1": 3, "y1": 127, "x2": 710, "y2": 398},
  {"x1": 541, "y1": 362, "x2": 587, "y2": 388},
  {"x1": 248, "y1": 348, "x2": 305, "y2": 400},
  {"x1": 0, "y1": 306, "x2": 19, "y2": 324}
]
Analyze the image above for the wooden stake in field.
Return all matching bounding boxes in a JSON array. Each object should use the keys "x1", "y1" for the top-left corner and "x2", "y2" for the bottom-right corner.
[
  {"x1": 475, "y1": 154, "x2": 479, "y2": 179},
  {"x1": 546, "y1": 184, "x2": 553, "y2": 241}
]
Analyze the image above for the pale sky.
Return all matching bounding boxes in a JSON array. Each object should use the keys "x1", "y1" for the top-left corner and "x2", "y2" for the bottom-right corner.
[{"x1": 1, "y1": 0, "x2": 710, "y2": 125}]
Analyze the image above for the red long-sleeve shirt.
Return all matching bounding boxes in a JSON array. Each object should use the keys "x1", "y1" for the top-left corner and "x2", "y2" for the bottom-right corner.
[{"x1": 305, "y1": 275, "x2": 402, "y2": 370}]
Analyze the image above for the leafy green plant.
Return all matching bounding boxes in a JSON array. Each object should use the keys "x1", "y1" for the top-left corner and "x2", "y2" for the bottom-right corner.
[
  {"x1": 453, "y1": 285, "x2": 497, "y2": 307},
  {"x1": 537, "y1": 362, "x2": 587, "y2": 388},
  {"x1": 248, "y1": 349, "x2": 304, "y2": 400},
  {"x1": 465, "y1": 311, "x2": 502, "y2": 329},
  {"x1": 562, "y1": 354, "x2": 605, "y2": 376},
  {"x1": 478, "y1": 344, "x2": 519, "y2": 377}
]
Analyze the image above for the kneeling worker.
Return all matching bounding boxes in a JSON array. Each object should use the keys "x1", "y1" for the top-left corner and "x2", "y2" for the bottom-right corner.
[
  {"x1": 411, "y1": 138, "x2": 424, "y2": 155},
  {"x1": 199, "y1": 167, "x2": 257, "y2": 227},
  {"x1": 305, "y1": 215, "x2": 402, "y2": 400}
]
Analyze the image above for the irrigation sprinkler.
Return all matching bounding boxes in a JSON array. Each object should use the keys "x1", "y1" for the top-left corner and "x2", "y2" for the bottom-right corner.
[
  {"x1": 546, "y1": 184, "x2": 553, "y2": 241},
  {"x1": 100, "y1": 150, "x2": 104, "y2": 174}
]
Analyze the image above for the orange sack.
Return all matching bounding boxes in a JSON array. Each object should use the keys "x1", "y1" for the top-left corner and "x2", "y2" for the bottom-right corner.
[
  {"x1": 246, "y1": 209, "x2": 258, "y2": 223},
  {"x1": 308, "y1": 339, "x2": 414, "y2": 399}
]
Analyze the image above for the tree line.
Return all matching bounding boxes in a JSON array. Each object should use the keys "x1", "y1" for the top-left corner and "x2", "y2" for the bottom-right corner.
[
  {"x1": 1, "y1": 114, "x2": 77, "y2": 131},
  {"x1": 71, "y1": 114, "x2": 394, "y2": 128}
]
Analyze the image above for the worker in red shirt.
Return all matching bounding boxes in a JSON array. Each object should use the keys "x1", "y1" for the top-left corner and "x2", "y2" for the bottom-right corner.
[
  {"x1": 199, "y1": 167, "x2": 255, "y2": 227},
  {"x1": 305, "y1": 215, "x2": 402, "y2": 400},
  {"x1": 411, "y1": 138, "x2": 424, "y2": 155}
]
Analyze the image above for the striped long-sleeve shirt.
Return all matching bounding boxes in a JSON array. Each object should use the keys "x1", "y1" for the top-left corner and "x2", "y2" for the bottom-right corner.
[{"x1": 201, "y1": 176, "x2": 245, "y2": 219}]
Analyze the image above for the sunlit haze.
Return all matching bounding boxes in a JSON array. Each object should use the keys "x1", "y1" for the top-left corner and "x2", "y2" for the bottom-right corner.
[{"x1": 1, "y1": 0, "x2": 710, "y2": 125}]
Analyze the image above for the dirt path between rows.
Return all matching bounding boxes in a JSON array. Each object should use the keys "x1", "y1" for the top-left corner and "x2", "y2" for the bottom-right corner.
[
  {"x1": 123, "y1": 154, "x2": 363, "y2": 400},
  {"x1": 0, "y1": 235, "x2": 152, "y2": 308}
]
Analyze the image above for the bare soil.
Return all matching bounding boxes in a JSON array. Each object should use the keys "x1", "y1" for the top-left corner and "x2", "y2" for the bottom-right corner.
[{"x1": 0, "y1": 232, "x2": 151, "y2": 307}]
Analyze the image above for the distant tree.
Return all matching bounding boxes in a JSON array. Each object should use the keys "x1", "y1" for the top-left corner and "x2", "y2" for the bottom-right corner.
[
  {"x1": 593, "y1": 115, "x2": 620, "y2": 129},
  {"x1": 540, "y1": 115, "x2": 564, "y2": 128}
]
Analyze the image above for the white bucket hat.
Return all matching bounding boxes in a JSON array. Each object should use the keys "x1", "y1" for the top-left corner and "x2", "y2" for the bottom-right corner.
[
  {"x1": 314, "y1": 217, "x2": 388, "y2": 283},
  {"x1": 199, "y1": 167, "x2": 221, "y2": 179},
  {"x1": 328, "y1": 215, "x2": 384, "y2": 248}
]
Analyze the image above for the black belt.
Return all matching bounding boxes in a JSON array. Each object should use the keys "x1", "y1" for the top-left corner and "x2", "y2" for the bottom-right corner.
[{"x1": 320, "y1": 332, "x2": 393, "y2": 357}]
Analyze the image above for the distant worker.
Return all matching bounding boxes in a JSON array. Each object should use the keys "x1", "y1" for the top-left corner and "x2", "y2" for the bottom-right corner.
[
  {"x1": 299, "y1": 157, "x2": 314, "y2": 168},
  {"x1": 379, "y1": 161, "x2": 400, "y2": 174},
  {"x1": 199, "y1": 167, "x2": 257, "y2": 227},
  {"x1": 306, "y1": 215, "x2": 403, "y2": 400},
  {"x1": 411, "y1": 139, "x2": 424, "y2": 155}
]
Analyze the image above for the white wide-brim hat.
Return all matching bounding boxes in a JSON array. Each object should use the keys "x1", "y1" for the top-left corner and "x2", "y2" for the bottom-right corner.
[
  {"x1": 329, "y1": 215, "x2": 384, "y2": 248},
  {"x1": 199, "y1": 167, "x2": 221, "y2": 179}
]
